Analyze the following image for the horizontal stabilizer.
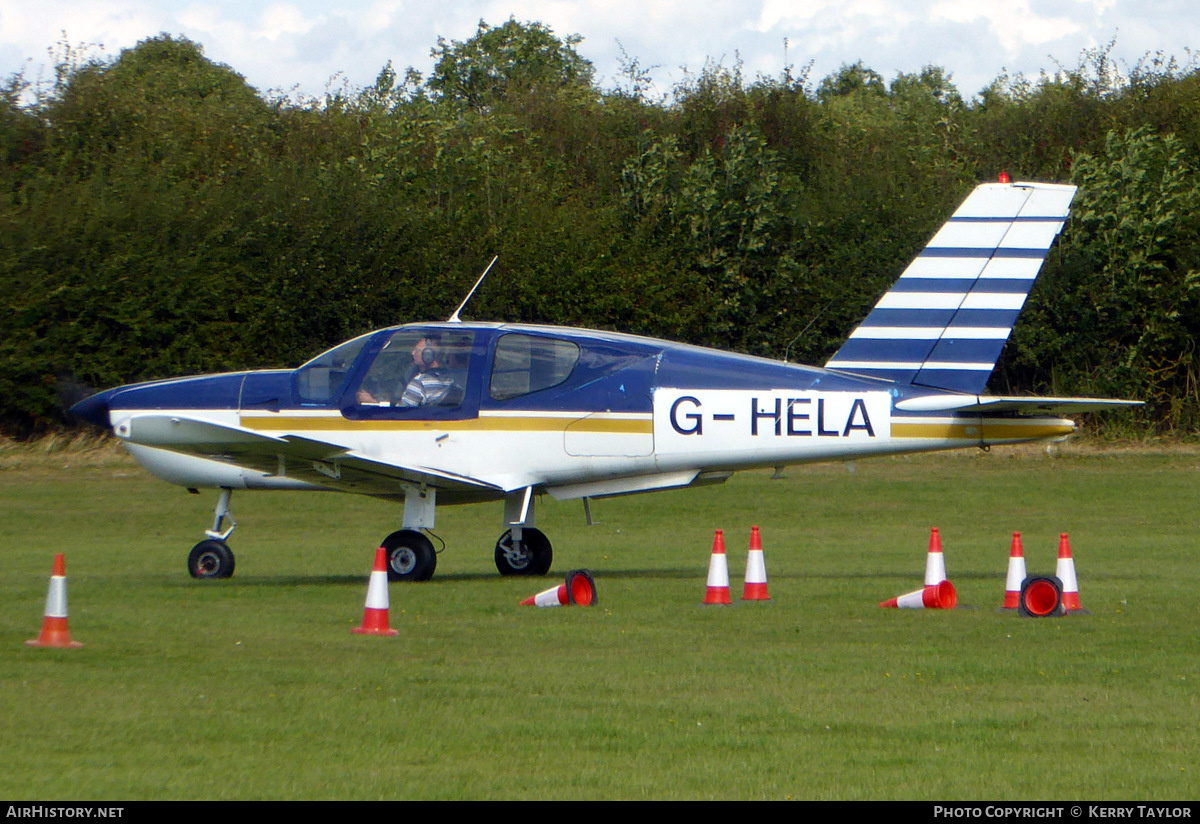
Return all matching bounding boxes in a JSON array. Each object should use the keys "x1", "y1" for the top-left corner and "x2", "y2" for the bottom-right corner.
[
  {"x1": 894, "y1": 395, "x2": 1143, "y2": 415},
  {"x1": 826, "y1": 181, "x2": 1076, "y2": 394}
]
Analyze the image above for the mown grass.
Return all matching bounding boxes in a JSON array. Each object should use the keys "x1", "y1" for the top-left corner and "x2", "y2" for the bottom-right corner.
[{"x1": 1, "y1": 438, "x2": 1197, "y2": 799}]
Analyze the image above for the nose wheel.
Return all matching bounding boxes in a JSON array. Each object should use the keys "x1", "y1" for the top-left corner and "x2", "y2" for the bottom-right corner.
[{"x1": 494, "y1": 528, "x2": 552, "y2": 576}]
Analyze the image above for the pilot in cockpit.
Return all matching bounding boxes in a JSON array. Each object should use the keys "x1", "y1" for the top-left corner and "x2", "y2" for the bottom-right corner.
[{"x1": 356, "y1": 335, "x2": 455, "y2": 407}]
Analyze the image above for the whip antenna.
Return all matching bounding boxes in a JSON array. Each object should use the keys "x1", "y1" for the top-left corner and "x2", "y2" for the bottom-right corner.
[{"x1": 447, "y1": 256, "x2": 498, "y2": 323}]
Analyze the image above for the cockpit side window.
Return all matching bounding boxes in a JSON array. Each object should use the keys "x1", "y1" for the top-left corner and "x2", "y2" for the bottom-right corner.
[
  {"x1": 296, "y1": 334, "x2": 372, "y2": 404},
  {"x1": 489, "y1": 334, "x2": 580, "y2": 401},
  {"x1": 354, "y1": 329, "x2": 475, "y2": 409}
]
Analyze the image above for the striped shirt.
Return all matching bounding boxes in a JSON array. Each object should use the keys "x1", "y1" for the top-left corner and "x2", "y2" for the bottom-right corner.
[{"x1": 400, "y1": 370, "x2": 455, "y2": 407}]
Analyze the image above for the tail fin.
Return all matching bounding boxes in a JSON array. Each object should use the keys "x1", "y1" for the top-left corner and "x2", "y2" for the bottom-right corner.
[{"x1": 825, "y1": 181, "x2": 1076, "y2": 394}]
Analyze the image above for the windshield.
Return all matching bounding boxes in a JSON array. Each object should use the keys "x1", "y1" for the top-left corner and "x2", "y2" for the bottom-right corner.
[{"x1": 295, "y1": 333, "x2": 374, "y2": 404}]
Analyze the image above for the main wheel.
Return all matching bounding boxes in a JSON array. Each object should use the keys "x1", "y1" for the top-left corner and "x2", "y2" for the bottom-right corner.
[
  {"x1": 188, "y1": 540, "x2": 236, "y2": 579},
  {"x1": 494, "y1": 527, "x2": 552, "y2": 576},
  {"x1": 382, "y1": 530, "x2": 437, "y2": 582}
]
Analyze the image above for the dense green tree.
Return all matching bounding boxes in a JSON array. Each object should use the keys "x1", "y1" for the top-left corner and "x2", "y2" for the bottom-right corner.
[
  {"x1": 1007, "y1": 127, "x2": 1200, "y2": 429},
  {"x1": 427, "y1": 18, "x2": 595, "y2": 111}
]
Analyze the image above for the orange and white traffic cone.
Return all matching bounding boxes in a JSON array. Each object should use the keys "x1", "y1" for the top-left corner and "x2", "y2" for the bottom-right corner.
[
  {"x1": 521, "y1": 585, "x2": 569, "y2": 607},
  {"x1": 520, "y1": 570, "x2": 598, "y2": 607},
  {"x1": 879, "y1": 580, "x2": 957, "y2": 610},
  {"x1": 703, "y1": 530, "x2": 732, "y2": 605},
  {"x1": 1056, "y1": 533, "x2": 1082, "y2": 611},
  {"x1": 352, "y1": 547, "x2": 399, "y2": 636},
  {"x1": 1018, "y1": 576, "x2": 1066, "y2": 617},
  {"x1": 742, "y1": 525, "x2": 771, "y2": 601},
  {"x1": 1003, "y1": 532, "x2": 1027, "y2": 609},
  {"x1": 924, "y1": 527, "x2": 947, "y2": 585},
  {"x1": 26, "y1": 553, "x2": 83, "y2": 649}
]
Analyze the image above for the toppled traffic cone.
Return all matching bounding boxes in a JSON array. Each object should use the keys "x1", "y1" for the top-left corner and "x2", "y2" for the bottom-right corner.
[
  {"x1": 924, "y1": 527, "x2": 947, "y2": 585},
  {"x1": 880, "y1": 579, "x2": 958, "y2": 610},
  {"x1": 1018, "y1": 575, "x2": 1066, "y2": 617},
  {"x1": 520, "y1": 570, "x2": 597, "y2": 607},
  {"x1": 26, "y1": 554, "x2": 83, "y2": 649},
  {"x1": 1056, "y1": 533, "x2": 1082, "y2": 611},
  {"x1": 1002, "y1": 532, "x2": 1027, "y2": 610},
  {"x1": 703, "y1": 530, "x2": 732, "y2": 605},
  {"x1": 742, "y1": 526, "x2": 771, "y2": 601},
  {"x1": 352, "y1": 546, "x2": 399, "y2": 636}
]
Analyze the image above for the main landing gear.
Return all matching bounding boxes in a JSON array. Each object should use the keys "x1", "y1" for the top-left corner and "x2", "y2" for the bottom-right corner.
[
  {"x1": 371, "y1": 525, "x2": 553, "y2": 581},
  {"x1": 188, "y1": 488, "x2": 237, "y2": 579},
  {"x1": 373, "y1": 485, "x2": 553, "y2": 580}
]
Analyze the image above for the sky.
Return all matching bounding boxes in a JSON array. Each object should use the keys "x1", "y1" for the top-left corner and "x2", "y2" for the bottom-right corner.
[{"x1": 1, "y1": 0, "x2": 1198, "y2": 104}]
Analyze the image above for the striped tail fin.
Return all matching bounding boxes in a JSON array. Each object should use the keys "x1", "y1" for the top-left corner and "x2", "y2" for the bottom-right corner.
[{"x1": 824, "y1": 181, "x2": 1076, "y2": 394}]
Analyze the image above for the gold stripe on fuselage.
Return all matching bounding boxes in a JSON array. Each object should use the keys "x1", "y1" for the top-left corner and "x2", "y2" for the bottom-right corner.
[
  {"x1": 891, "y1": 419, "x2": 1074, "y2": 440},
  {"x1": 238, "y1": 412, "x2": 1070, "y2": 442},
  {"x1": 239, "y1": 412, "x2": 653, "y2": 434}
]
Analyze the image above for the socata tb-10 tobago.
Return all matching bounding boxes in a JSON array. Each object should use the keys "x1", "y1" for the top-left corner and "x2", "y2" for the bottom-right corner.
[{"x1": 71, "y1": 179, "x2": 1138, "y2": 582}]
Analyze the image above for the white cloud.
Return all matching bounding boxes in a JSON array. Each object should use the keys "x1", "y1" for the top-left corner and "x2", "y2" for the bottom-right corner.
[
  {"x1": 258, "y1": 4, "x2": 320, "y2": 41},
  {"x1": 2, "y1": 0, "x2": 1199, "y2": 103},
  {"x1": 929, "y1": 1, "x2": 1082, "y2": 54}
]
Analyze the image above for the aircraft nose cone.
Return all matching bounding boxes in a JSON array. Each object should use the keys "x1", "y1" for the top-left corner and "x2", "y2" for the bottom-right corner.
[{"x1": 70, "y1": 390, "x2": 113, "y2": 430}]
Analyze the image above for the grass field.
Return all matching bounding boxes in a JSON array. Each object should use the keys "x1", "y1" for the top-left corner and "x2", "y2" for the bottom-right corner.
[{"x1": 1, "y1": 438, "x2": 1197, "y2": 800}]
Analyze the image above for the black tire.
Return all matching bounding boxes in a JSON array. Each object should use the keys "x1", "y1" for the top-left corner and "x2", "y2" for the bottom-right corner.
[
  {"x1": 382, "y1": 530, "x2": 437, "y2": 582},
  {"x1": 494, "y1": 527, "x2": 553, "y2": 576},
  {"x1": 188, "y1": 540, "x2": 236, "y2": 579}
]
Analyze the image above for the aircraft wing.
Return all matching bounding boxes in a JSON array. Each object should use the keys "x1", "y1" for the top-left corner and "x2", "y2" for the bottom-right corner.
[
  {"x1": 114, "y1": 414, "x2": 504, "y2": 496},
  {"x1": 893, "y1": 395, "x2": 1143, "y2": 415}
]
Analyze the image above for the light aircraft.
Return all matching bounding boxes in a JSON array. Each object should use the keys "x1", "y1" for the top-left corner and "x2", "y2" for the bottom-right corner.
[{"x1": 71, "y1": 180, "x2": 1138, "y2": 582}]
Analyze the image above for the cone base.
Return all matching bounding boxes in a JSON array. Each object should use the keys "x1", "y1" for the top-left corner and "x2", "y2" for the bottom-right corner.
[
  {"x1": 703, "y1": 587, "x2": 732, "y2": 605},
  {"x1": 741, "y1": 583, "x2": 771, "y2": 601},
  {"x1": 25, "y1": 618, "x2": 82, "y2": 648},
  {"x1": 25, "y1": 638, "x2": 83, "y2": 649},
  {"x1": 352, "y1": 608, "x2": 399, "y2": 636}
]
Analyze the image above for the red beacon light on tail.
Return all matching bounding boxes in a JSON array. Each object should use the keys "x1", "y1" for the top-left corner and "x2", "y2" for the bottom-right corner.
[{"x1": 999, "y1": 171, "x2": 1010, "y2": 183}]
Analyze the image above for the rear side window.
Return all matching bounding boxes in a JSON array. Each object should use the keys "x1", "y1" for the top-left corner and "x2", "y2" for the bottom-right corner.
[{"x1": 489, "y1": 334, "x2": 580, "y2": 400}]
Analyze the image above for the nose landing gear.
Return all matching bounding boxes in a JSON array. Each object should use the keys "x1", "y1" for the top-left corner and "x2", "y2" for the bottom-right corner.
[{"x1": 188, "y1": 488, "x2": 237, "y2": 579}]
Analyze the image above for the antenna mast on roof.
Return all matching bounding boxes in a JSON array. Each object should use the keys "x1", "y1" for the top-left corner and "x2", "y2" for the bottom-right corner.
[{"x1": 447, "y1": 256, "x2": 498, "y2": 323}]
